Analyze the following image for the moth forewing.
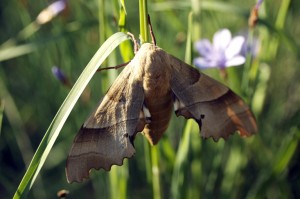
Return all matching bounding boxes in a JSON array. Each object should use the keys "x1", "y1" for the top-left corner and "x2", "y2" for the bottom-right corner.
[{"x1": 66, "y1": 62, "x2": 144, "y2": 183}]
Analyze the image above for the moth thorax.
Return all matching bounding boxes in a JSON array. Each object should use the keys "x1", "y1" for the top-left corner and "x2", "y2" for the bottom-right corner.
[{"x1": 143, "y1": 69, "x2": 171, "y2": 97}]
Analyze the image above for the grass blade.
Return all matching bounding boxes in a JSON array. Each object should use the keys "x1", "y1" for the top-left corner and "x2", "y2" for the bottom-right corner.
[{"x1": 0, "y1": 99, "x2": 4, "y2": 135}]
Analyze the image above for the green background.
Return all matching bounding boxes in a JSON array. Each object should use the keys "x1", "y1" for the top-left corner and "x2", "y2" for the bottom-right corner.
[{"x1": 1, "y1": 0, "x2": 300, "y2": 198}]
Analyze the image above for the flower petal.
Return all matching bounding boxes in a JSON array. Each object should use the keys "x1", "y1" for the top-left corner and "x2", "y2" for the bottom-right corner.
[
  {"x1": 36, "y1": 0, "x2": 67, "y2": 24},
  {"x1": 49, "y1": 0, "x2": 67, "y2": 15},
  {"x1": 193, "y1": 57, "x2": 218, "y2": 69},
  {"x1": 225, "y1": 36, "x2": 245, "y2": 59},
  {"x1": 224, "y1": 56, "x2": 246, "y2": 67},
  {"x1": 256, "y1": 0, "x2": 263, "y2": 9},
  {"x1": 195, "y1": 39, "x2": 213, "y2": 57},
  {"x1": 213, "y1": 29, "x2": 231, "y2": 51}
]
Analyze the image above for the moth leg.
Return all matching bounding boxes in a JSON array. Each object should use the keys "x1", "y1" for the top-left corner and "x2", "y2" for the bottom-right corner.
[
  {"x1": 143, "y1": 105, "x2": 152, "y2": 123},
  {"x1": 173, "y1": 97, "x2": 204, "y2": 131},
  {"x1": 130, "y1": 106, "x2": 152, "y2": 146},
  {"x1": 173, "y1": 97, "x2": 193, "y2": 119},
  {"x1": 127, "y1": 32, "x2": 139, "y2": 53}
]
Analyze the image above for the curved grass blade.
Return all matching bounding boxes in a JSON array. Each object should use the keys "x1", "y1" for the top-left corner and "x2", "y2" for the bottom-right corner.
[
  {"x1": 13, "y1": 32, "x2": 130, "y2": 199},
  {"x1": 0, "y1": 99, "x2": 4, "y2": 135},
  {"x1": 0, "y1": 43, "x2": 38, "y2": 62}
]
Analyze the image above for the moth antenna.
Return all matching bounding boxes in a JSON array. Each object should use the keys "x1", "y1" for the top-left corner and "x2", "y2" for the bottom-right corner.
[
  {"x1": 127, "y1": 32, "x2": 139, "y2": 54},
  {"x1": 147, "y1": 14, "x2": 156, "y2": 46},
  {"x1": 97, "y1": 61, "x2": 129, "y2": 72}
]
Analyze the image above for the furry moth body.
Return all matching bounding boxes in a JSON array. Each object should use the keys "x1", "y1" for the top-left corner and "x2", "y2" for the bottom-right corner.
[{"x1": 66, "y1": 43, "x2": 257, "y2": 183}]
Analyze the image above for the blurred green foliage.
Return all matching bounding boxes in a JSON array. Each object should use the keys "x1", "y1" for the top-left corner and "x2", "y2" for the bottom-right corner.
[{"x1": 1, "y1": 0, "x2": 300, "y2": 199}]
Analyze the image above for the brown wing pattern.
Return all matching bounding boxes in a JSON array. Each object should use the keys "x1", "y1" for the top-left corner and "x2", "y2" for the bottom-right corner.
[
  {"x1": 66, "y1": 64, "x2": 145, "y2": 183},
  {"x1": 169, "y1": 55, "x2": 257, "y2": 140}
]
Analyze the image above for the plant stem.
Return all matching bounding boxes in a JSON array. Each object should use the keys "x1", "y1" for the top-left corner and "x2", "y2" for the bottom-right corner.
[{"x1": 139, "y1": 0, "x2": 149, "y2": 43}]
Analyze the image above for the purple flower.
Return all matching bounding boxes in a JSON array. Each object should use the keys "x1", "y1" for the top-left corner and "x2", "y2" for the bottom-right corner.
[
  {"x1": 255, "y1": 0, "x2": 263, "y2": 9},
  {"x1": 52, "y1": 66, "x2": 71, "y2": 87},
  {"x1": 36, "y1": 0, "x2": 68, "y2": 25},
  {"x1": 193, "y1": 29, "x2": 246, "y2": 69}
]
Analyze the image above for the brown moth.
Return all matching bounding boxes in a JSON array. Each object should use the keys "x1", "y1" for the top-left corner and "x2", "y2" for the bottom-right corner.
[{"x1": 66, "y1": 41, "x2": 257, "y2": 183}]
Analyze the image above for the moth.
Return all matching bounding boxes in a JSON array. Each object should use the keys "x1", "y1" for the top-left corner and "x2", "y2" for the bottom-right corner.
[{"x1": 66, "y1": 37, "x2": 257, "y2": 183}]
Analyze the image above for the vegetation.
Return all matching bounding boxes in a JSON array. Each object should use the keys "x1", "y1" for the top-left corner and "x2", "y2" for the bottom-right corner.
[{"x1": 0, "y1": 0, "x2": 299, "y2": 198}]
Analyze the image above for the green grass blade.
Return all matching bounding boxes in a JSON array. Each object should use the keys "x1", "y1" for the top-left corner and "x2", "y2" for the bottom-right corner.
[
  {"x1": 13, "y1": 32, "x2": 130, "y2": 199},
  {"x1": 0, "y1": 43, "x2": 38, "y2": 62},
  {"x1": 272, "y1": 128, "x2": 299, "y2": 175},
  {"x1": 139, "y1": 0, "x2": 149, "y2": 43},
  {"x1": 151, "y1": 146, "x2": 161, "y2": 199},
  {"x1": 0, "y1": 99, "x2": 4, "y2": 135},
  {"x1": 118, "y1": 0, "x2": 134, "y2": 61},
  {"x1": 170, "y1": 120, "x2": 193, "y2": 199}
]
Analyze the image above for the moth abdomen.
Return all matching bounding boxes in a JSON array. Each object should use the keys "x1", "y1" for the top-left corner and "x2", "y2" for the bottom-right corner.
[{"x1": 143, "y1": 92, "x2": 173, "y2": 145}]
